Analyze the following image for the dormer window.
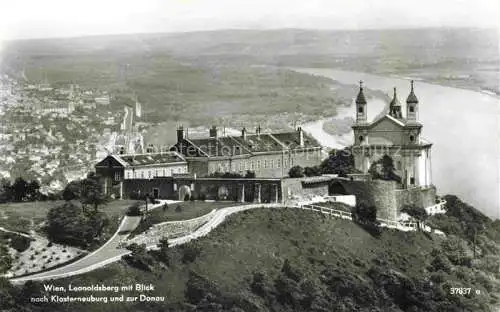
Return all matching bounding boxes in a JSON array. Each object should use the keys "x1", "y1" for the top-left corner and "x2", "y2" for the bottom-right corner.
[{"x1": 409, "y1": 135, "x2": 415, "y2": 142}]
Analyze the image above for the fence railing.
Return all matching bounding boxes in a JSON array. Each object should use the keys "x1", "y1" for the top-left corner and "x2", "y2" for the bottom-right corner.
[
  {"x1": 299, "y1": 200, "x2": 444, "y2": 235},
  {"x1": 322, "y1": 195, "x2": 357, "y2": 207},
  {"x1": 425, "y1": 200, "x2": 447, "y2": 215}
]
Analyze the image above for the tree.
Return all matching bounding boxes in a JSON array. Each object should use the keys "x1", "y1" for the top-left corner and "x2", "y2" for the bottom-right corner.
[
  {"x1": 11, "y1": 177, "x2": 28, "y2": 202},
  {"x1": 81, "y1": 172, "x2": 108, "y2": 212},
  {"x1": 352, "y1": 200, "x2": 377, "y2": 224},
  {"x1": 319, "y1": 148, "x2": 355, "y2": 176},
  {"x1": 0, "y1": 178, "x2": 12, "y2": 203},
  {"x1": 26, "y1": 180, "x2": 40, "y2": 200},
  {"x1": 288, "y1": 165, "x2": 305, "y2": 178},
  {"x1": 401, "y1": 205, "x2": 428, "y2": 231},
  {"x1": 62, "y1": 180, "x2": 82, "y2": 201},
  {"x1": 304, "y1": 166, "x2": 321, "y2": 177},
  {"x1": 245, "y1": 170, "x2": 256, "y2": 178},
  {"x1": 369, "y1": 155, "x2": 401, "y2": 182},
  {"x1": 46, "y1": 202, "x2": 110, "y2": 248}
]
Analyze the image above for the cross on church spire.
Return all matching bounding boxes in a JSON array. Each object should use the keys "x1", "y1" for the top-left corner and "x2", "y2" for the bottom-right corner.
[{"x1": 407, "y1": 80, "x2": 419, "y2": 104}]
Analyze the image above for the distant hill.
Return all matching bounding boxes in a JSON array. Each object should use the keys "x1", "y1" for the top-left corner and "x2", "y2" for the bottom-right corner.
[{"x1": 1, "y1": 27, "x2": 496, "y2": 135}]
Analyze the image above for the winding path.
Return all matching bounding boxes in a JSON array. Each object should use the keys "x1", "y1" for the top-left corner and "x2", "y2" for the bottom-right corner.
[
  {"x1": 9, "y1": 199, "x2": 441, "y2": 284},
  {"x1": 9, "y1": 200, "x2": 179, "y2": 284}
]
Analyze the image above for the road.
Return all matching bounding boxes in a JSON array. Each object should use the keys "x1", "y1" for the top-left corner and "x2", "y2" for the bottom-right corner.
[{"x1": 9, "y1": 200, "x2": 177, "y2": 284}]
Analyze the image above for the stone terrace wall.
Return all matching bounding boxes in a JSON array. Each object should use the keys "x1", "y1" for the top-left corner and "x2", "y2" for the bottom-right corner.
[
  {"x1": 282, "y1": 177, "x2": 330, "y2": 203},
  {"x1": 335, "y1": 179, "x2": 398, "y2": 220},
  {"x1": 395, "y1": 186, "x2": 437, "y2": 214}
]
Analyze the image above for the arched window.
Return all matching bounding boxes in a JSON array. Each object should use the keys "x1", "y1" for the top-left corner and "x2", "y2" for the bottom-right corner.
[
  {"x1": 359, "y1": 135, "x2": 364, "y2": 142},
  {"x1": 409, "y1": 135, "x2": 415, "y2": 142}
]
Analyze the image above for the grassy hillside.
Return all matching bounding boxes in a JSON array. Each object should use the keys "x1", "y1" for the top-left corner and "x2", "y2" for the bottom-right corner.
[{"x1": 3, "y1": 203, "x2": 498, "y2": 312}]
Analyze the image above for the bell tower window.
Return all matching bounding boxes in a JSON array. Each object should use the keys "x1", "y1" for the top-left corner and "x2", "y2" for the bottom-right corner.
[
  {"x1": 358, "y1": 107, "x2": 364, "y2": 113},
  {"x1": 358, "y1": 135, "x2": 364, "y2": 142},
  {"x1": 409, "y1": 106, "x2": 414, "y2": 113}
]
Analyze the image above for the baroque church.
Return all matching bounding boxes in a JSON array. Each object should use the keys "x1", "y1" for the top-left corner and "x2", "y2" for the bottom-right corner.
[{"x1": 351, "y1": 81, "x2": 433, "y2": 189}]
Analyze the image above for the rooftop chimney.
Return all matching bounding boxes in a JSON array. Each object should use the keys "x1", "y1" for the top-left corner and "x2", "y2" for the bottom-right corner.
[
  {"x1": 298, "y1": 127, "x2": 304, "y2": 147},
  {"x1": 176, "y1": 125, "x2": 185, "y2": 143},
  {"x1": 241, "y1": 127, "x2": 247, "y2": 140},
  {"x1": 209, "y1": 125, "x2": 218, "y2": 139}
]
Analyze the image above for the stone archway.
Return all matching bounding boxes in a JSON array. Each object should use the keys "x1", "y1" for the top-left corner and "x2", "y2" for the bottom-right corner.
[
  {"x1": 178, "y1": 184, "x2": 191, "y2": 201},
  {"x1": 217, "y1": 185, "x2": 229, "y2": 200},
  {"x1": 329, "y1": 181, "x2": 347, "y2": 195}
]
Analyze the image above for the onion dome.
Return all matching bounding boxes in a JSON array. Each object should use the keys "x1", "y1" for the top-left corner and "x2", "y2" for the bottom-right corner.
[
  {"x1": 389, "y1": 87, "x2": 401, "y2": 107},
  {"x1": 389, "y1": 87, "x2": 403, "y2": 119},
  {"x1": 406, "y1": 80, "x2": 419, "y2": 104},
  {"x1": 355, "y1": 81, "x2": 367, "y2": 104}
]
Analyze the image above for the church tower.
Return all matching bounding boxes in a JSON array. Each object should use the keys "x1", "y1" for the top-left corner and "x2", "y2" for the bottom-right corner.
[
  {"x1": 355, "y1": 81, "x2": 367, "y2": 123},
  {"x1": 389, "y1": 87, "x2": 403, "y2": 119},
  {"x1": 406, "y1": 80, "x2": 419, "y2": 122}
]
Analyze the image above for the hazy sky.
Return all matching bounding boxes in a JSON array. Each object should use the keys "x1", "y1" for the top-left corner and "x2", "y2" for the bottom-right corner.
[{"x1": 0, "y1": 0, "x2": 498, "y2": 40}]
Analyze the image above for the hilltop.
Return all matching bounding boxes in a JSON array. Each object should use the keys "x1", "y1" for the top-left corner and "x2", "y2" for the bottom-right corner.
[{"x1": 2, "y1": 195, "x2": 499, "y2": 311}]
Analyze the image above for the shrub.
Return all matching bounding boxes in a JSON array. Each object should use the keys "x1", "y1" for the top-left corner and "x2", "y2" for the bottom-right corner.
[
  {"x1": 9, "y1": 236, "x2": 31, "y2": 253},
  {"x1": 123, "y1": 243, "x2": 155, "y2": 271},
  {"x1": 245, "y1": 170, "x2": 256, "y2": 178},
  {"x1": 127, "y1": 202, "x2": 142, "y2": 216},
  {"x1": 304, "y1": 166, "x2": 321, "y2": 177},
  {"x1": 47, "y1": 202, "x2": 110, "y2": 248},
  {"x1": 288, "y1": 166, "x2": 305, "y2": 178}
]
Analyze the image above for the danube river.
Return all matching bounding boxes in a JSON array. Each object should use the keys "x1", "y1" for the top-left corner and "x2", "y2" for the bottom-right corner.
[{"x1": 296, "y1": 68, "x2": 499, "y2": 219}]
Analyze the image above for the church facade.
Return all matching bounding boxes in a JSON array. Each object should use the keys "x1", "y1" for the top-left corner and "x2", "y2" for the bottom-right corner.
[{"x1": 351, "y1": 81, "x2": 433, "y2": 189}]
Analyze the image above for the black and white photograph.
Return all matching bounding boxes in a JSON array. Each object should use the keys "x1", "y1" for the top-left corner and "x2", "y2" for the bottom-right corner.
[{"x1": 0, "y1": 0, "x2": 499, "y2": 311}]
